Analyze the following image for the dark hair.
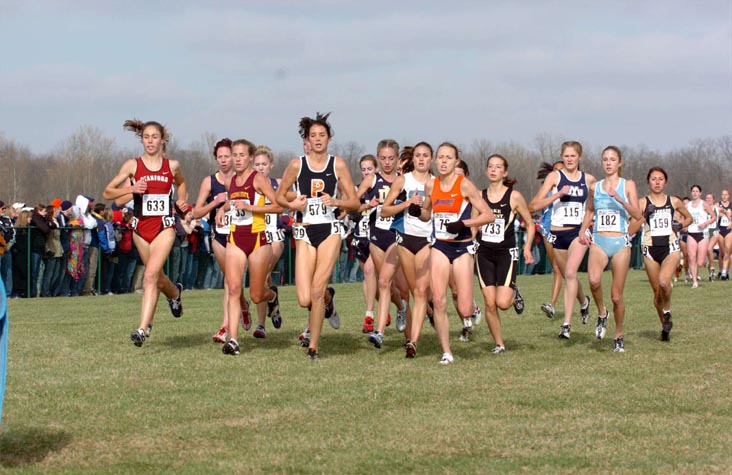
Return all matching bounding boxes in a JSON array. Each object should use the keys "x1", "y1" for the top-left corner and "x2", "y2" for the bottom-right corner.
[
  {"x1": 299, "y1": 112, "x2": 333, "y2": 139},
  {"x1": 646, "y1": 166, "x2": 668, "y2": 182},
  {"x1": 232, "y1": 139, "x2": 256, "y2": 156},
  {"x1": 414, "y1": 141, "x2": 433, "y2": 157},
  {"x1": 123, "y1": 119, "x2": 170, "y2": 141},
  {"x1": 691, "y1": 184, "x2": 702, "y2": 193},
  {"x1": 360, "y1": 154, "x2": 378, "y2": 168},
  {"x1": 93, "y1": 202, "x2": 106, "y2": 214},
  {"x1": 487, "y1": 154, "x2": 517, "y2": 188},
  {"x1": 456, "y1": 160, "x2": 469, "y2": 177},
  {"x1": 213, "y1": 138, "x2": 233, "y2": 158},
  {"x1": 399, "y1": 146, "x2": 414, "y2": 174}
]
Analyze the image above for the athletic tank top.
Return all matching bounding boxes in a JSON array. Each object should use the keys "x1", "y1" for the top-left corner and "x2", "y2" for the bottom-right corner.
[
  {"x1": 708, "y1": 205, "x2": 719, "y2": 232},
  {"x1": 593, "y1": 178, "x2": 628, "y2": 234},
  {"x1": 354, "y1": 183, "x2": 372, "y2": 239},
  {"x1": 209, "y1": 173, "x2": 231, "y2": 236},
  {"x1": 364, "y1": 172, "x2": 395, "y2": 232},
  {"x1": 132, "y1": 157, "x2": 174, "y2": 220},
  {"x1": 540, "y1": 192, "x2": 553, "y2": 232},
  {"x1": 265, "y1": 177, "x2": 279, "y2": 234},
  {"x1": 294, "y1": 155, "x2": 338, "y2": 224},
  {"x1": 686, "y1": 201, "x2": 707, "y2": 233},
  {"x1": 550, "y1": 169, "x2": 588, "y2": 228},
  {"x1": 641, "y1": 195, "x2": 677, "y2": 248},
  {"x1": 401, "y1": 172, "x2": 432, "y2": 237},
  {"x1": 432, "y1": 175, "x2": 472, "y2": 241},
  {"x1": 229, "y1": 171, "x2": 266, "y2": 234},
  {"x1": 480, "y1": 187, "x2": 516, "y2": 248},
  {"x1": 718, "y1": 202, "x2": 731, "y2": 228}
]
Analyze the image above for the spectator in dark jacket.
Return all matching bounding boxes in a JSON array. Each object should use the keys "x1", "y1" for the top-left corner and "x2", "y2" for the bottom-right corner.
[
  {"x1": 30, "y1": 204, "x2": 55, "y2": 298},
  {"x1": 0, "y1": 201, "x2": 15, "y2": 292},
  {"x1": 11, "y1": 210, "x2": 32, "y2": 298}
]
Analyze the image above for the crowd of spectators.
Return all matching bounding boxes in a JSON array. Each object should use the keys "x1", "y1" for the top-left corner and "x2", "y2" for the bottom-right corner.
[
  {"x1": 0, "y1": 196, "x2": 238, "y2": 298},
  {"x1": 0, "y1": 197, "x2": 555, "y2": 299}
]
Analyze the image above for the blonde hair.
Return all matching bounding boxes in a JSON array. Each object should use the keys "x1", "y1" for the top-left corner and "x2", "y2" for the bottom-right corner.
[{"x1": 254, "y1": 145, "x2": 274, "y2": 163}]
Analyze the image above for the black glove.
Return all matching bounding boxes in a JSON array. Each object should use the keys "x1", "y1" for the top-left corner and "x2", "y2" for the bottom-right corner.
[
  {"x1": 672, "y1": 221, "x2": 683, "y2": 233},
  {"x1": 643, "y1": 203, "x2": 656, "y2": 221},
  {"x1": 445, "y1": 220, "x2": 466, "y2": 234},
  {"x1": 408, "y1": 203, "x2": 422, "y2": 217}
]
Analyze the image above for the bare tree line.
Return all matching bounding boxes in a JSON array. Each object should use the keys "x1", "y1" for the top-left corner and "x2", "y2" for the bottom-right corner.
[{"x1": 1, "y1": 127, "x2": 731, "y2": 209}]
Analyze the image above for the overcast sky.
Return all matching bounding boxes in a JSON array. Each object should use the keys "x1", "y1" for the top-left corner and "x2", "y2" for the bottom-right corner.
[{"x1": 1, "y1": 0, "x2": 730, "y2": 156}]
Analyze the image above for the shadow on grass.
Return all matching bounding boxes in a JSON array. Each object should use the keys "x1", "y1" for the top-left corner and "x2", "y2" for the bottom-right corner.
[
  {"x1": 0, "y1": 426, "x2": 71, "y2": 467},
  {"x1": 637, "y1": 329, "x2": 664, "y2": 341},
  {"x1": 160, "y1": 332, "x2": 213, "y2": 349}
]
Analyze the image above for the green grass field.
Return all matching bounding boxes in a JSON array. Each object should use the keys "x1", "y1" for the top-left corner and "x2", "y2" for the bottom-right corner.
[{"x1": 1, "y1": 271, "x2": 731, "y2": 474}]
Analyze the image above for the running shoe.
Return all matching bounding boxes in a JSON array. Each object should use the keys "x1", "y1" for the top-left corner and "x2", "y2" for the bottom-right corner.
[
  {"x1": 131, "y1": 328, "x2": 145, "y2": 347},
  {"x1": 439, "y1": 353, "x2": 454, "y2": 365},
  {"x1": 580, "y1": 296, "x2": 591, "y2": 324},
  {"x1": 459, "y1": 318, "x2": 473, "y2": 342},
  {"x1": 613, "y1": 337, "x2": 625, "y2": 353},
  {"x1": 541, "y1": 302, "x2": 555, "y2": 319},
  {"x1": 405, "y1": 341, "x2": 417, "y2": 358},
  {"x1": 595, "y1": 309, "x2": 609, "y2": 340},
  {"x1": 145, "y1": 324, "x2": 153, "y2": 337},
  {"x1": 168, "y1": 283, "x2": 183, "y2": 318},
  {"x1": 267, "y1": 286, "x2": 280, "y2": 320},
  {"x1": 513, "y1": 287, "x2": 525, "y2": 315},
  {"x1": 299, "y1": 328, "x2": 310, "y2": 347},
  {"x1": 709, "y1": 268, "x2": 715, "y2": 282},
  {"x1": 396, "y1": 299, "x2": 408, "y2": 332},
  {"x1": 362, "y1": 316, "x2": 374, "y2": 333},
  {"x1": 222, "y1": 339, "x2": 240, "y2": 355},
  {"x1": 212, "y1": 326, "x2": 227, "y2": 343},
  {"x1": 369, "y1": 331, "x2": 384, "y2": 349},
  {"x1": 472, "y1": 303, "x2": 483, "y2": 326},
  {"x1": 241, "y1": 299, "x2": 252, "y2": 331},
  {"x1": 253, "y1": 325, "x2": 267, "y2": 339},
  {"x1": 559, "y1": 324, "x2": 571, "y2": 339},
  {"x1": 721, "y1": 272, "x2": 729, "y2": 281},
  {"x1": 692, "y1": 282, "x2": 699, "y2": 289},
  {"x1": 325, "y1": 288, "x2": 340, "y2": 329},
  {"x1": 271, "y1": 310, "x2": 282, "y2": 329},
  {"x1": 661, "y1": 310, "x2": 673, "y2": 341},
  {"x1": 307, "y1": 348, "x2": 319, "y2": 361},
  {"x1": 491, "y1": 345, "x2": 506, "y2": 355}
]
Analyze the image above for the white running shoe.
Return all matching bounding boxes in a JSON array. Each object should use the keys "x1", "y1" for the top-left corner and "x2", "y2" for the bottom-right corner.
[
  {"x1": 396, "y1": 299, "x2": 408, "y2": 332},
  {"x1": 541, "y1": 303, "x2": 555, "y2": 319},
  {"x1": 439, "y1": 353, "x2": 454, "y2": 365},
  {"x1": 472, "y1": 303, "x2": 483, "y2": 326}
]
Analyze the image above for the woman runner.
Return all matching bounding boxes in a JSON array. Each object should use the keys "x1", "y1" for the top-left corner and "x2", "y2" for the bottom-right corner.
[
  {"x1": 529, "y1": 141, "x2": 594, "y2": 340},
  {"x1": 410, "y1": 142, "x2": 494, "y2": 364},
  {"x1": 275, "y1": 113, "x2": 359, "y2": 360},
  {"x1": 629, "y1": 167, "x2": 691, "y2": 341},
  {"x1": 216, "y1": 139, "x2": 282, "y2": 355},
  {"x1": 578, "y1": 146, "x2": 641, "y2": 352},
  {"x1": 103, "y1": 119, "x2": 188, "y2": 347},
  {"x1": 476, "y1": 154, "x2": 535, "y2": 354}
]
